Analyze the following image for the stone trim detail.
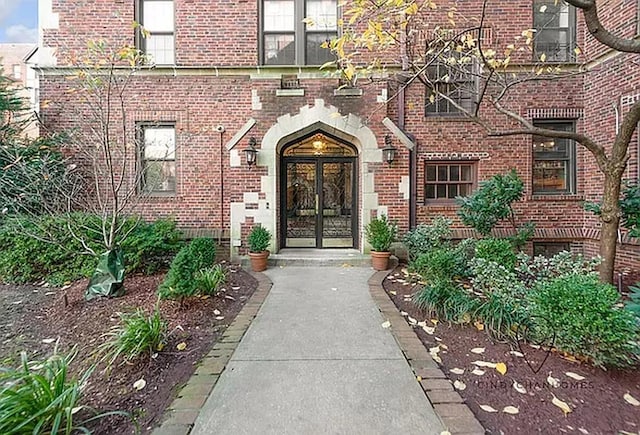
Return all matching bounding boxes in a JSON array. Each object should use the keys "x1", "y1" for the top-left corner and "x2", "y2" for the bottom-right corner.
[
  {"x1": 423, "y1": 152, "x2": 489, "y2": 160},
  {"x1": 526, "y1": 108, "x2": 583, "y2": 119},
  {"x1": 225, "y1": 118, "x2": 257, "y2": 151},
  {"x1": 368, "y1": 269, "x2": 485, "y2": 435},
  {"x1": 152, "y1": 272, "x2": 273, "y2": 435}
]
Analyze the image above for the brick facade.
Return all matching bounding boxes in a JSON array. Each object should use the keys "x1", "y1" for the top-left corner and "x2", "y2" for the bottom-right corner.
[{"x1": 37, "y1": 0, "x2": 639, "y2": 269}]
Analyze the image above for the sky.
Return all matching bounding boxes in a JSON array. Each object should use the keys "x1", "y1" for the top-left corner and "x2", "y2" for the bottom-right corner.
[{"x1": 0, "y1": 0, "x2": 38, "y2": 43}]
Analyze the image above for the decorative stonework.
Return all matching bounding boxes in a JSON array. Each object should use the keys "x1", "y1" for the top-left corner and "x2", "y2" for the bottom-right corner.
[
  {"x1": 230, "y1": 99, "x2": 383, "y2": 260},
  {"x1": 526, "y1": 108, "x2": 583, "y2": 119}
]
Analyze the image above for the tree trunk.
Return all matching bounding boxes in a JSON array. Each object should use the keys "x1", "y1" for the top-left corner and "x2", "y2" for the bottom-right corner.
[{"x1": 598, "y1": 171, "x2": 623, "y2": 283}]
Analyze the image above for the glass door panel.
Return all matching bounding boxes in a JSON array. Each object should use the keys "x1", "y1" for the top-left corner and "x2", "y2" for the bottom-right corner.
[
  {"x1": 285, "y1": 162, "x2": 317, "y2": 247},
  {"x1": 321, "y1": 161, "x2": 353, "y2": 248}
]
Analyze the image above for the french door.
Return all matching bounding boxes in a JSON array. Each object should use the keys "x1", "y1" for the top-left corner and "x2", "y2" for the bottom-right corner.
[{"x1": 281, "y1": 158, "x2": 357, "y2": 248}]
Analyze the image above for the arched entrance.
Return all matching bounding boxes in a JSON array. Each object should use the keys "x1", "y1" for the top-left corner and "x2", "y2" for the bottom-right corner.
[{"x1": 280, "y1": 132, "x2": 358, "y2": 248}]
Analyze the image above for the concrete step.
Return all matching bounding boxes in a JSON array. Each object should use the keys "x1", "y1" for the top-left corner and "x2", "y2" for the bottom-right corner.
[{"x1": 241, "y1": 248, "x2": 374, "y2": 268}]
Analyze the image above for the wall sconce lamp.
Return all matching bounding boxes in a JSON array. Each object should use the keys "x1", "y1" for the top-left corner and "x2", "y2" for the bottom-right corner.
[
  {"x1": 382, "y1": 135, "x2": 397, "y2": 165},
  {"x1": 244, "y1": 136, "x2": 258, "y2": 167}
]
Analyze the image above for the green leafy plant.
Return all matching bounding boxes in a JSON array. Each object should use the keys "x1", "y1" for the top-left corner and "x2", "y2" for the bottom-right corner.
[
  {"x1": 99, "y1": 304, "x2": 167, "y2": 367},
  {"x1": 585, "y1": 182, "x2": 640, "y2": 238},
  {"x1": 457, "y1": 170, "x2": 532, "y2": 240},
  {"x1": 158, "y1": 237, "x2": 218, "y2": 301},
  {"x1": 414, "y1": 279, "x2": 478, "y2": 323},
  {"x1": 365, "y1": 214, "x2": 398, "y2": 252},
  {"x1": 474, "y1": 238, "x2": 517, "y2": 271},
  {"x1": 625, "y1": 283, "x2": 640, "y2": 318},
  {"x1": 410, "y1": 247, "x2": 467, "y2": 283},
  {"x1": 0, "y1": 348, "x2": 125, "y2": 434},
  {"x1": 516, "y1": 250, "x2": 600, "y2": 286},
  {"x1": 402, "y1": 216, "x2": 452, "y2": 260},
  {"x1": 196, "y1": 264, "x2": 227, "y2": 295},
  {"x1": 532, "y1": 274, "x2": 640, "y2": 368},
  {"x1": 247, "y1": 225, "x2": 271, "y2": 253}
]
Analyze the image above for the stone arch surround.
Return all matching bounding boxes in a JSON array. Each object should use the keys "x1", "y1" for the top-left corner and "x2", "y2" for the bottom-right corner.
[{"x1": 230, "y1": 99, "x2": 384, "y2": 260}]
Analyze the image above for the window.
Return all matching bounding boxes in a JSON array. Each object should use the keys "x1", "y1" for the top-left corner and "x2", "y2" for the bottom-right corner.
[
  {"x1": 533, "y1": 1, "x2": 576, "y2": 62},
  {"x1": 533, "y1": 242, "x2": 570, "y2": 257},
  {"x1": 425, "y1": 56, "x2": 476, "y2": 115},
  {"x1": 261, "y1": 0, "x2": 337, "y2": 65},
  {"x1": 532, "y1": 121, "x2": 576, "y2": 194},
  {"x1": 12, "y1": 65, "x2": 21, "y2": 80},
  {"x1": 425, "y1": 161, "x2": 476, "y2": 201},
  {"x1": 139, "y1": 124, "x2": 176, "y2": 193},
  {"x1": 139, "y1": 0, "x2": 175, "y2": 65}
]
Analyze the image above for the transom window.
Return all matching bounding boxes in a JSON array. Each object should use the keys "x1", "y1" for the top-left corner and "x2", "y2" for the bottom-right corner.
[
  {"x1": 532, "y1": 121, "x2": 576, "y2": 194},
  {"x1": 138, "y1": 0, "x2": 175, "y2": 65},
  {"x1": 262, "y1": 0, "x2": 337, "y2": 65},
  {"x1": 533, "y1": 0, "x2": 576, "y2": 62},
  {"x1": 425, "y1": 55, "x2": 476, "y2": 116},
  {"x1": 283, "y1": 134, "x2": 356, "y2": 156},
  {"x1": 139, "y1": 124, "x2": 176, "y2": 194},
  {"x1": 425, "y1": 161, "x2": 476, "y2": 201}
]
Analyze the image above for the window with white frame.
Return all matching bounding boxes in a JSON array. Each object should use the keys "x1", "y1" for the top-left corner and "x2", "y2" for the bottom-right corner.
[
  {"x1": 13, "y1": 65, "x2": 21, "y2": 80},
  {"x1": 533, "y1": 0, "x2": 576, "y2": 62},
  {"x1": 261, "y1": 0, "x2": 337, "y2": 65},
  {"x1": 139, "y1": 124, "x2": 176, "y2": 193},
  {"x1": 139, "y1": 0, "x2": 175, "y2": 65}
]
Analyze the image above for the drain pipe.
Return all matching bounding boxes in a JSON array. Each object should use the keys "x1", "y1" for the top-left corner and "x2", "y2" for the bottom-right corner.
[
  {"x1": 399, "y1": 16, "x2": 417, "y2": 229},
  {"x1": 217, "y1": 125, "x2": 225, "y2": 244}
]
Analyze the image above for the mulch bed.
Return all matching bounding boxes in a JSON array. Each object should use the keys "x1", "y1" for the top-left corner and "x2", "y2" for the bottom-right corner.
[
  {"x1": 383, "y1": 266, "x2": 640, "y2": 435},
  {"x1": 0, "y1": 263, "x2": 257, "y2": 434}
]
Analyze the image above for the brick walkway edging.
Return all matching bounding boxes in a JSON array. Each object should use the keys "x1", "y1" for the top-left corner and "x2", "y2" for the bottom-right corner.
[
  {"x1": 152, "y1": 271, "x2": 273, "y2": 435},
  {"x1": 368, "y1": 269, "x2": 485, "y2": 435}
]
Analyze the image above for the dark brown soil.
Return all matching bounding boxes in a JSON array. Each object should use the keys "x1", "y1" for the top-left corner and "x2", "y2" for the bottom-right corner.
[
  {"x1": 0, "y1": 263, "x2": 257, "y2": 434},
  {"x1": 383, "y1": 266, "x2": 640, "y2": 435}
]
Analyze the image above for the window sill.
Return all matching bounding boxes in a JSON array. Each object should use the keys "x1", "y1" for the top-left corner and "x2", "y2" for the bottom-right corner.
[
  {"x1": 424, "y1": 114, "x2": 475, "y2": 122},
  {"x1": 334, "y1": 88, "x2": 363, "y2": 97},
  {"x1": 421, "y1": 202, "x2": 460, "y2": 211},
  {"x1": 276, "y1": 88, "x2": 305, "y2": 97},
  {"x1": 142, "y1": 192, "x2": 177, "y2": 199},
  {"x1": 528, "y1": 194, "x2": 584, "y2": 201}
]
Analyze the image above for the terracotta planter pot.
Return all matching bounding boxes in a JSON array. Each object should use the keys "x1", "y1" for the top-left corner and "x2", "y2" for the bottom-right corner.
[
  {"x1": 248, "y1": 251, "x2": 269, "y2": 272},
  {"x1": 370, "y1": 251, "x2": 391, "y2": 271}
]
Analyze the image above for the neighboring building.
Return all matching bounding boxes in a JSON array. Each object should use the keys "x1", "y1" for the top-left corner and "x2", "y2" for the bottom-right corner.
[
  {"x1": 0, "y1": 43, "x2": 38, "y2": 138},
  {"x1": 36, "y1": 0, "x2": 639, "y2": 269}
]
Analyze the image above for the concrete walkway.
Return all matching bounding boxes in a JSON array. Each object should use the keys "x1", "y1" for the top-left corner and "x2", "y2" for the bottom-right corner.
[{"x1": 191, "y1": 267, "x2": 445, "y2": 435}]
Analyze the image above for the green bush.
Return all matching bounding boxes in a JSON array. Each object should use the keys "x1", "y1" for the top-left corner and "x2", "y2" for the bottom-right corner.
[
  {"x1": 475, "y1": 238, "x2": 517, "y2": 271},
  {"x1": 414, "y1": 279, "x2": 478, "y2": 323},
  {"x1": 410, "y1": 248, "x2": 465, "y2": 283},
  {"x1": 0, "y1": 214, "x2": 182, "y2": 285},
  {"x1": 402, "y1": 217, "x2": 452, "y2": 260},
  {"x1": 158, "y1": 237, "x2": 217, "y2": 301},
  {"x1": 98, "y1": 304, "x2": 167, "y2": 367},
  {"x1": 532, "y1": 274, "x2": 640, "y2": 368},
  {"x1": 626, "y1": 283, "x2": 640, "y2": 319},
  {"x1": 516, "y1": 250, "x2": 600, "y2": 286},
  {"x1": 0, "y1": 348, "x2": 122, "y2": 434},
  {"x1": 196, "y1": 264, "x2": 227, "y2": 295},
  {"x1": 247, "y1": 224, "x2": 271, "y2": 253},
  {"x1": 365, "y1": 214, "x2": 398, "y2": 252}
]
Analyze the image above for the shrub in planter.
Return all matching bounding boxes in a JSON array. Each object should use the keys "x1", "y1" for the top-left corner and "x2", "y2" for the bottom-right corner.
[
  {"x1": 365, "y1": 214, "x2": 398, "y2": 270},
  {"x1": 158, "y1": 237, "x2": 217, "y2": 301},
  {"x1": 531, "y1": 274, "x2": 640, "y2": 368},
  {"x1": 247, "y1": 225, "x2": 272, "y2": 272},
  {"x1": 475, "y1": 238, "x2": 517, "y2": 271},
  {"x1": 402, "y1": 217, "x2": 452, "y2": 260}
]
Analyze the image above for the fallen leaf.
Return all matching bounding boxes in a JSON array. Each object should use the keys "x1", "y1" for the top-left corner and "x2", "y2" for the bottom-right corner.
[
  {"x1": 400, "y1": 311, "x2": 408, "y2": 316},
  {"x1": 623, "y1": 392, "x2": 640, "y2": 406},
  {"x1": 551, "y1": 394, "x2": 572, "y2": 416},
  {"x1": 431, "y1": 353, "x2": 442, "y2": 363},
  {"x1": 513, "y1": 381, "x2": 527, "y2": 394},
  {"x1": 331, "y1": 287, "x2": 338, "y2": 291},
  {"x1": 71, "y1": 406, "x2": 83, "y2": 414},
  {"x1": 213, "y1": 309, "x2": 221, "y2": 316},
  {"x1": 133, "y1": 378, "x2": 146, "y2": 391},
  {"x1": 495, "y1": 362, "x2": 507, "y2": 375},
  {"x1": 440, "y1": 431, "x2": 452, "y2": 435},
  {"x1": 176, "y1": 342, "x2": 187, "y2": 351},
  {"x1": 473, "y1": 321, "x2": 484, "y2": 331},
  {"x1": 503, "y1": 406, "x2": 519, "y2": 415},
  {"x1": 215, "y1": 316, "x2": 225, "y2": 320},
  {"x1": 381, "y1": 321, "x2": 391, "y2": 328},
  {"x1": 449, "y1": 368, "x2": 465, "y2": 375},
  {"x1": 472, "y1": 360, "x2": 497, "y2": 368},
  {"x1": 429, "y1": 346, "x2": 440, "y2": 354},
  {"x1": 578, "y1": 429, "x2": 589, "y2": 435},
  {"x1": 430, "y1": 319, "x2": 438, "y2": 325},
  {"x1": 471, "y1": 347, "x2": 485, "y2": 354},
  {"x1": 422, "y1": 325, "x2": 435, "y2": 335},
  {"x1": 471, "y1": 368, "x2": 486, "y2": 376},
  {"x1": 42, "y1": 338, "x2": 56, "y2": 344},
  {"x1": 156, "y1": 343, "x2": 165, "y2": 351},
  {"x1": 509, "y1": 351, "x2": 524, "y2": 357},
  {"x1": 479, "y1": 404, "x2": 498, "y2": 413},
  {"x1": 565, "y1": 372, "x2": 585, "y2": 381},
  {"x1": 547, "y1": 374, "x2": 561, "y2": 388},
  {"x1": 453, "y1": 380, "x2": 466, "y2": 391},
  {"x1": 389, "y1": 290, "x2": 397, "y2": 295},
  {"x1": 408, "y1": 316, "x2": 417, "y2": 325}
]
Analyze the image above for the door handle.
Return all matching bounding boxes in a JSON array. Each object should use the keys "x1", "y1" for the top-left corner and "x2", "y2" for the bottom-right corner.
[{"x1": 315, "y1": 194, "x2": 319, "y2": 215}]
